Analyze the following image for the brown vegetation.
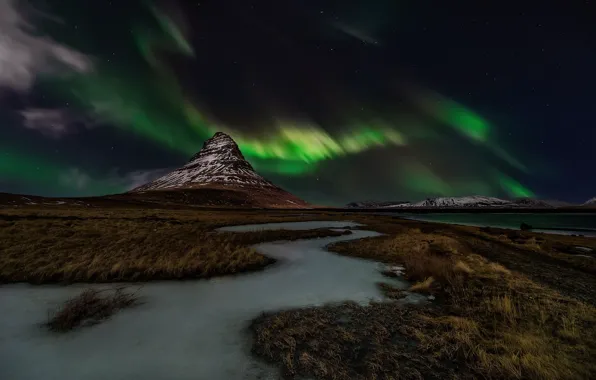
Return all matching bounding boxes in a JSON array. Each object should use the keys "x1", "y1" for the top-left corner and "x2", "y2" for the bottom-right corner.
[
  {"x1": 252, "y1": 226, "x2": 596, "y2": 379},
  {"x1": 3, "y1": 206, "x2": 596, "y2": 377},
  {"x1": 0, "y1": 207, "x2": 349, "y2": 283},
  {"x1": 474, "y1": 226, "x2": 596, "y2": 274},
  {"x1": 47, "y1": 288, "x2": 139, "y2": 332},
  {"x1": 448, "y1": 226, "x2": 596, "y2": 305}
]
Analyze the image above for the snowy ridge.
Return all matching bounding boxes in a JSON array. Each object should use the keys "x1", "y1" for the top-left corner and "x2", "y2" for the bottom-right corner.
[
  {"x1": 133, "y1": 132, "x2": 277, "y2": 191},
  {"x1": 346, "y1": 201, "x2": 410, "y2": 208},
  {"x1": 584, "y1": 197, "x2": 596, "y2": 206},
  {"x1": 389, "y1": 196, "x2": 510, "y2": 208},
  {"x1": 367, "y1": 195, "x2": 560, "y2": 209}
]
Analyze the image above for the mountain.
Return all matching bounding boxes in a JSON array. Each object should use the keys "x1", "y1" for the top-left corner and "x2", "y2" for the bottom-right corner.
[
  {"x1": 346, "y1": 201, "x2": 410, "y2": 208},
  {"x1": 537, "y1": 199, "x2": 576, "y2": 208},
  {"x1": 510, "y1": 198, "x2": 559, "y2": 208},
  {"x1": 584, "y1": 197, "x2": 596, "y2": 206},
  {"x1": 397, "y1": 196, "x2": 512, "y2": 208},
  {"x1": 347, "y1": 196, "x2": 568, "y2": 209},
  {"x1": 131, "y1": 132, "x2": 310, "y2": 208}
]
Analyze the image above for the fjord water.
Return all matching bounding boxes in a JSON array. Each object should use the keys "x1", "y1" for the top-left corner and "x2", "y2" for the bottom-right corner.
[
  {"x1": 0, "y1": 221, "x2": 408, "y2": 380},
  {"x1": 396, "y1": 213, "x2": 596, "y2": 237}
]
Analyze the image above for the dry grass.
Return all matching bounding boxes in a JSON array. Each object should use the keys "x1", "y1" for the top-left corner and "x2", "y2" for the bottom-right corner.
[
  {"x1": 474, "y1": 226, "x2": 596, "y2": 274},
  {"x1": 46, "y1": 288, "x2": 139, "y2": 332},
  {"x1": 0, "y1": 208, "x2": 350, "y2": 283},
  {"x1": 251, "y1": 302, "x2": 443, "y2": 380},
  {"x1": 376, "y1": 282, "x2": 406, "y2": 299},
  {"x1": 454, "y1": 260, "x2": 473, "y2": 274},
  {"x1": 408, "y1": 277, "x2": 434, "y2": 293},
  {"x1": 331, "y1": 228, "x2": 466, "y2": 288},
  {"x1": 252, "y1": 225, "x2": 596, "y2": 380}
]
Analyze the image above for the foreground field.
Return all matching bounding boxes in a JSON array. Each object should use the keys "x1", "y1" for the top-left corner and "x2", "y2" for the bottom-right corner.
[
  {"x1": 2, "y1": 206, "x2": 596, "y2": 379},
  {"x1": 252, "y1": 222, "x2": 596, "y2": 380}
]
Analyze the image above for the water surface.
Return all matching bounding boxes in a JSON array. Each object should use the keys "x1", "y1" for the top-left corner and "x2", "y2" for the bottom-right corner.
[{"x1": 394, "y1": 213, "x2": 596, "y2": 237}]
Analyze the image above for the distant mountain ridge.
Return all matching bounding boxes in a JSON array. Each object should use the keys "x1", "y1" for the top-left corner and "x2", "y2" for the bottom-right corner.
[
  {"x1": 346, "y1": 201, "x2": 410, "y2": 208},
  {"x1": 346, "y1": 195, "x2": 577, "y2": 209}
]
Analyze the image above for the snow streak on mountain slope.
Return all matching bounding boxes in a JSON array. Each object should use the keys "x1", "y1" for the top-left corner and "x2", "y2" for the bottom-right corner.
[{"x1": 134, "y1": 132, "x2": 276, "y2": 191}]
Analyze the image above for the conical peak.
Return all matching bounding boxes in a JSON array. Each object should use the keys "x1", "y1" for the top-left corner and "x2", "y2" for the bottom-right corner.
[
  {"x1": 132, "y1": 129, "x2": 277, "y2": 191},
  {"x1": 212, "y1": 131, "x2": 232, "y2": 139},
  {"x1": 207, "y1": 131, "x2": 235, "y2": 144},
  {"x1": 129, "y1": 132, "x2": 309, "y2": 208},
  {"x1": 202, "y1": 131, "x2": 237, "y2": 149},
  {"x1": 186, "y1": 132, "x2": 245, "y2": 165}
]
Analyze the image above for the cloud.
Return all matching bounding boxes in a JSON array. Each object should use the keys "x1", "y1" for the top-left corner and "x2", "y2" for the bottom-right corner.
[
  {"x1": 59, "y1": 168, "x2": 90, "y2": 190},
  {"x1": 59, "y1": 167, "x2": 172, "y2": 194},
  {"x1": 21, "y1": 108, "x2": 70, "y2": 137},
  {"x1": 120, "y1": 168, "x2": 172, "y2": 191},
  {"x1": 20, "y1": 107, "x2": 101, "y2": 138},
  {"x1": 0, "y1": 0, "x2": 92, "y2": 92}
]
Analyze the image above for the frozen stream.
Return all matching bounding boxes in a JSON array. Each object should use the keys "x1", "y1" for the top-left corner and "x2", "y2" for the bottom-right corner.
[{"x1": 0, "y1": 221, "x2": 414, "y2": 380}]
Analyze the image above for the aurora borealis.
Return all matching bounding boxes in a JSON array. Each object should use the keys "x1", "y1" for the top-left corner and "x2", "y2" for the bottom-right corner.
[{"x1": 1, "y1": 0, "x2": 595, "y2": 204}]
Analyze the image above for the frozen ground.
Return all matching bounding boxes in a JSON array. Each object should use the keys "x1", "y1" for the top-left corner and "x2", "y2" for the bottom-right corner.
[
  {"x1": 217, "y1": 220, "x2": 362, "y2": 232},
  {"x1": 0, "y1": 221, "x2": 415, "y2": 380}
]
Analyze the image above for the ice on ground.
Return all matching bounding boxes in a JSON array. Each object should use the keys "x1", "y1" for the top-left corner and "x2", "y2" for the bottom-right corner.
[
  {"x1": 217, "y1": 220, "x2": 361, "y2": 232},
  {"x1": 383, "y1": 265, "x2": 405, "y2": 276},
  {"x1": 0, "y1": 221, "x2": 412, "y2": 380}
]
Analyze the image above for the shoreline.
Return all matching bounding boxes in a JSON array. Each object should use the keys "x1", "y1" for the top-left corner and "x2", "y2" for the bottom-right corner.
[{"x1": 397, "y1": 216, "x2": 596, "y2": 238}]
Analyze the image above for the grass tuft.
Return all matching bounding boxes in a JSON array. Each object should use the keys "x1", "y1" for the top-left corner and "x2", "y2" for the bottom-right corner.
[
  {"x1": 454, "y1": 260, "x2": 473, "y2": 274},
  {"x1": 46, "y1": 288, "x2": 139, "y2": 332},
  {"x1": 409, "y1": 276, "x2": 434, "y2": 293}
]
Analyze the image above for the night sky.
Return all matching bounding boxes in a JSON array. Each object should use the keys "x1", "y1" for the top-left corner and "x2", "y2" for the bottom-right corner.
[{"x1": 1, "y1": 0, "x2": 595, "y2": 206}]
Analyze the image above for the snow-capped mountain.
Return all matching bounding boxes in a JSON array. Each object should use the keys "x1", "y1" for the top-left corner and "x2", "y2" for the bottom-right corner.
[
  {"x1": 584, "y1": 197, "x2": 596, "y2": 206},
  {"x1": 530, "y1": 199, "x2": 575, "y2": 208},
  {"x1": 134, "y1": 132, "x2": 277, "y2": 191},
  {"x1": 509, "y1": 198, "x2": 559, "y2": 208},
  {"x1": 347, "y1": 195, "x2": 567, "y2": 209},
  {"x1": 346, "y1": 201, "x2": 410, "y2": 208},
  {"x1": 132, "y1": 132, "x2": 309, "y2": 208},
  {"x1": 396, "y1": 196, "x2": 511, "y2": 208}
]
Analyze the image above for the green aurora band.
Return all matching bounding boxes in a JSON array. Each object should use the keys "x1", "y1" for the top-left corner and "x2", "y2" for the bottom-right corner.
[
  {"x1": 3, "y1": 1, "x2": 535, "y2": 199},
  {"x1": 1, "y1": 147, "x2": 122, "y2": 195},
  {"x1": 409, "y1": 88, "x2": 527, "y2": 172}
]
